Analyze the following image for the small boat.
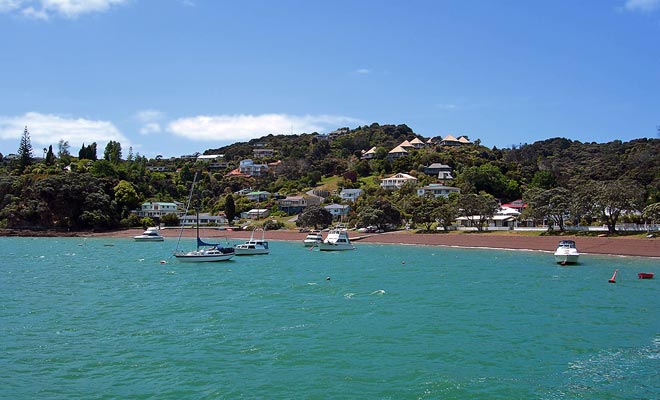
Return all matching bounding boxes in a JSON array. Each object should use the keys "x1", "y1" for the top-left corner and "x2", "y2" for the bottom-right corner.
[
  {"x1": 318, "y1": 228, "x2": 355, "y2": 251},
  {"x1": 133, "y1": 227, "x2": 164, "y2": 242},
  {"x1": 638, "y1": 272, "x2": 654, "y2": 279},
  {"x1": 303, "y1": 230, "x2": 324, "y2": 247},
  {"x1": 234, "y1": 228, "x2": 269, "y2": 255},
  {"x1": 173, "y1": 173, "x2": 235, "y2": 262},
  {"x1": 554, "y1": 240, "x2": 579, "y2": 264}
]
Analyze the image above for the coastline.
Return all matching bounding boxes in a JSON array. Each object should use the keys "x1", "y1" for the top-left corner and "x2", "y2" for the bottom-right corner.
[{"x1": 3, "y1": 228, "x2": 658, "y2": 258}]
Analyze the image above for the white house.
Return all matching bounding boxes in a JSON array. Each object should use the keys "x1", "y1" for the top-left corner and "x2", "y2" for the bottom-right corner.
[
  {"x1": 380, "y1": 173, "x2": 417, "y2": 190},
  {"x1": 416, "y1": 184, "x2": 460, "y2": 198},
  {"x1": 246, "y1": 191, "x2": 270, "y2": 201},
  {"x1": 134, "y1": 202, "x2": 183, "y2": 218},
  {"x1": 340, "y1": 188, "x2": 364, "y2": 202},
  {"x1": 239, "y1": 159, "x2": 269, "y2": 176},
  {"x1": 180, "y1": 213, "x2": 227, "y2": 226},
  {"x1": 325, "y1": 204, "x2": 350, "y2": 219},
  {"x1": 243, "y1": 209, "x2": 270, "y2": 219}
]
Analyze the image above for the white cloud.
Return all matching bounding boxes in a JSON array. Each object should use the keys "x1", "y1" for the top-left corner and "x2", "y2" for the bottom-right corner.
[
  {"x1": 168, "y1": 113, "x2": 360, "y2": 142},
  {"x1": 435, "y1": 103, "x2": 457, "y2": 110},
  {"x1": 135, "y1": 109, "x2": 164, "y2": 135},
  {"x1": 0, "y1": 112, "x2": 129, "y2": 150},
  {"x1": 140, "y1": 122, "x2": 161, "y2": 135},
  {"x1": 624, "y1": 0, "x2": 660, "y2": 12},
  {"x1": 355, "y1": 68, "x2": 371, "y2": 74},
  {"x1": 0, "y1": 0, "x2": 128, "y2": 19}
]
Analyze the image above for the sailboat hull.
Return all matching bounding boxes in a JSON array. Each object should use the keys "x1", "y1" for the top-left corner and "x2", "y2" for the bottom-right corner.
[{"x1": 174, "y1": 250, "x2": 234, "y2": 262}]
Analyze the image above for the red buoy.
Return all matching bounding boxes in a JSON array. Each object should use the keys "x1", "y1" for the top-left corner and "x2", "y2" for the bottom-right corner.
[{"x1": 608, "y1": 269, "x2": 618, "y2": 283}]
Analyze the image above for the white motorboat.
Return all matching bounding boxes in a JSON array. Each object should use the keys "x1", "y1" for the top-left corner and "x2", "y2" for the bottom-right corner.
[
  {"x1": 554, "y1": 239, "x2": 579, "y2": 264},
  {"x1": 234, "y1": 229, "x2": 270, "y2": 255},
  {"x1": 133, "y1": 227, "x2": 164, "y2": 242},
  {"x1": 318, "y1": 228, "x2": 355, "y2": 251},
  {"x1": 303, "y1": 230, "x2": 324, "y2": 247}
]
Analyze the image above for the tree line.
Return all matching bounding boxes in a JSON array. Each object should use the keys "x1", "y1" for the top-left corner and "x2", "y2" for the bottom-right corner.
[{"x1": 1, "y1": 125, "x2": 659, "y2": 233}]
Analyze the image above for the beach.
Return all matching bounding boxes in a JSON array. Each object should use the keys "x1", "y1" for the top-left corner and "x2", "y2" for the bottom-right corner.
[{"x1": 72, "y1": 227, "x2": 660, "y2": 258}]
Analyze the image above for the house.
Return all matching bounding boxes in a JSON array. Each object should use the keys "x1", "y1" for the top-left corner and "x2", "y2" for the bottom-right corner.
[
  {"x1": 387, "y1": 145, "x2": 408, "y2": 160},
  {"x1": 246, "y1": 191, "x2": 270, "y2": 202},
  {"x1": 239, "y1": 159, "x2": 269, "y2": 176},
  {"x1": 134, "y1": 201, "x2": 183, "y2": 218},
  {"x1": 361, "y1": 147, "x2": 377, "y2": 160},
  {"x1": 180, "y1": 213, "x2": 227, "y2": 226},
  {"x1": 457, "y1": 136, "x2": 472, "y2": 144},
  {"x1": 440, "y1": 135, "x2": 461, "y2": 146},
  {"x1": 243, "y1": 209, "x2": 270, "y2": 219},
  {"x1": 380, "y1": 173, "x2": 418, "y2": 190},
  {"x1": 278, "y1": 195, "x2": 321, "y2": 215},
  {"x1": 410, "y1": 137, "x2": 425, "y2": 149},
  {"x1": 456, "y1": 206, "x2": 521, "y2": 229},
  {"x1": 325, "y1": 204, "x2": 350, "y2": 219},
  {"x1": 399, "y1": 140, "x2": 413, "y2": 149},
  {"x1": 501, "y1": 199, "x2": 527, "y2": 212},
  {"x1": 340, "y1": 188, "x2": 364, "y2": 202},
  {"x1": 146, "y1": 165, "x2": 170, "y2": 172},
  {"x1": 417, "y1": 184, "x2": 460, "y2": 198},
  {"x1": 253, "y1": 148, "x2": 276, "y2": 158},
  {"x1": 423, "y1": 163, "x2": 454, "y2": 180}
]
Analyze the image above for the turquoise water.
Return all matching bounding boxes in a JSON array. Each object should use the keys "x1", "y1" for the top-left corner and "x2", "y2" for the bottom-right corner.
[{"x1": 1, "y1": 237, "x2": 658, "y2": 399}]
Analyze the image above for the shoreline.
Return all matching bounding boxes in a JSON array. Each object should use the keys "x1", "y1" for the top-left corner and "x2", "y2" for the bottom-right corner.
[{"x1": 3, "y1": 228, "x2": 659, "y2": 258}]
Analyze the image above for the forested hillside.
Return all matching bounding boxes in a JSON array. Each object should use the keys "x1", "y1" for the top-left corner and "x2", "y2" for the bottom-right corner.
[{"x1": 1, "y1": 124, "x2": 659, "y2": 233}]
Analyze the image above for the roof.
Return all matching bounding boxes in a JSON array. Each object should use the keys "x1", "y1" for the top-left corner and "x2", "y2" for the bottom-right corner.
[
  {"x1": 197, "y1": 154, "x2": 223, "y2": 160},
  {"x1": 426, "y1": 163, "x2": 451, "y2": 169},
  {"x1": 443, "y1": 134, "x2": 459, "y2": 142},
  {"x1": 324, "y1": 204, "x2": 349, "y2": 210},
  {"x1": 410, "y1": 137, "x2": 424, "y2": 145},
  {"x1": 389, "y1": 145, "x2": 408, "y2": 154},
  {"x1": 363, "y1": 146, "x2": 377, "y2": 154},
  {"x1": 340, "y1": 188, "x2": 363, "y2": 194},
  {"x1": 399, "y1": 140, "x2": 413, "y2": 147},
  {"x1": 385, "y1": 172, "x2": 416, "y2": 180}
]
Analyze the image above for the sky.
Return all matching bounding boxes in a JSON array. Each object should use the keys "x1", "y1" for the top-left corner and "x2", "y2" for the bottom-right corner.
[{"x1": 0, "y1": 0, "x2": 659, "y2": 159}]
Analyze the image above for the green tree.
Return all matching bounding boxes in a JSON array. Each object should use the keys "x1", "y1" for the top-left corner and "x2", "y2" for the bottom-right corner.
[
  {"x1": 524, "y1": 187, "x2": 571, "y2": 231},
  {"x1": 44, "y1": 145, "x2": 56, "y2": 165},
  {"x1": 589, "y1": 180, "x2": 644, "y2": 233},
  {"x1": 17, "y1": 126, "x2": 33, "y2": 173},
  {"x1": 296, "y1": 205, "x2": 333, "y2": 229},
  {"x1": 104, "y1": 141, "x2": 122, "y2": 164},
  {"x1": 161, "y1": 213, "x2": 180, "y2": 227},
  {"x1": 435, "y1": 194, "x2": 460, "y2": 231},
  {"x1": 114, "y1": 180, "x2": 140, "y2": 217},
  {"x1": 459, "y1": 192, "x2": 499, "y2": 231},
  {"x1": 224, "y1": 194, "x2": 236, "y2": 224}
]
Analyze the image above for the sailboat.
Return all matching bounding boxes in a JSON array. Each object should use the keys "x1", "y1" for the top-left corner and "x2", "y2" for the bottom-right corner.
[{"x1": 173, "y1": 173, "x2": 235, "y2": 262}]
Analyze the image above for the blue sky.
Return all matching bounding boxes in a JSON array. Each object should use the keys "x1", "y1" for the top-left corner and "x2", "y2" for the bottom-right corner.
[{"x1": 1, "y1": 0, "x2": 659, "y2": 159}]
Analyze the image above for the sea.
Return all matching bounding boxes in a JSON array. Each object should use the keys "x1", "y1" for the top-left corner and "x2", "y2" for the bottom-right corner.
[{"x1": 1, "y1": 236, "x2": 658, "y2": 399}]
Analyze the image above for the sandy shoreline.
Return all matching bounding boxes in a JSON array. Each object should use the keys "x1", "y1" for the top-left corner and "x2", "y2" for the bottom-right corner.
[{"x1": 6, "y1": 227, "x2": 656, "y2": 258}]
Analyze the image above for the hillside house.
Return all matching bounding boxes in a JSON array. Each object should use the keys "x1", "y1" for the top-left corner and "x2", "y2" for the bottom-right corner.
[
  {"x1": 423, "y1": 163, "x2": 454, "y2": 180},
  {"x1": 380, "y1": 173, "x2": 418, "y2": 190},
  {"x1": 325, "y1": 204, "x2": 350, "y2": 220},
  {"x1": 134, "y1": 202, "x2": 183, "y2": 218},
  {"x1": 417, "y1": 184, "x2": 460, "y2": 198},
  {"x1": 387, "y1": 145, "x2": 408, "y2": 160},
  {"x1": 340, "y1": 188, "x2": 364, "y2": 202}
]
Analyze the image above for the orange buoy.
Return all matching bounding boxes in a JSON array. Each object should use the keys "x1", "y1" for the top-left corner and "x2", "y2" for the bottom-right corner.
[{"x1": 608, "y1": 269, "x2": 618, "y2": 283}]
